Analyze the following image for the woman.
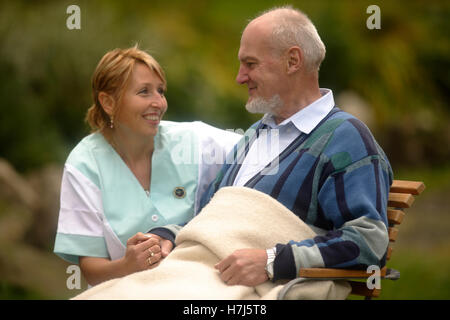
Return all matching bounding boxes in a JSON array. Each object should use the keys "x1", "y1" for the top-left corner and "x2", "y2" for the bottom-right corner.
[{"x1": 54, "y1": 46, "x2": 241, "y2": 286}]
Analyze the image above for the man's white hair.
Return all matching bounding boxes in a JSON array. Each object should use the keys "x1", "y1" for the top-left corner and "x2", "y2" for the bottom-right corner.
[{"x1": 254, "y1": 5, "x2": 326, "y2": 72}]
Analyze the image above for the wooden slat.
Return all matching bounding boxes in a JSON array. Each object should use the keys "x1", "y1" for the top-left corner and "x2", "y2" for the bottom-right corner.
[
  {"x1": 388, "y1": 192, "x2": 414, "y2": 208},
  {"x1": 299, "y1": 266, "x2": 387, "y2": 279},
  {"x1": 390, "y1": 180, "x2": 425, "y2": 195},
  {"x1": 387, "y1": 209, "x2": 405, "y2": 225},
  {"x1": 349, "y1": 281, "x2": 381, "y2": 298},
  {"x1": 389, "y1": 227, "x2": 399, "y2": 242}
]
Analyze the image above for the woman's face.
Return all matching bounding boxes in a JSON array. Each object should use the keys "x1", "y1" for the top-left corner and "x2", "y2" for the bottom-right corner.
[{"x1": 114, "y1": 62, "x2": 167, "y2": 138}]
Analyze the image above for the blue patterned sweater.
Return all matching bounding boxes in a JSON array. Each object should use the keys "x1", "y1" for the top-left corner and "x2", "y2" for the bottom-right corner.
[{"x1": 199, "y1": 107, "x2": 393, "y2": 281}]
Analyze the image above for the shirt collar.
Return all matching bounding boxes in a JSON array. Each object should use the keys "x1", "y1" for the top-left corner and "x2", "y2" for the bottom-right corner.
[{"x1": 261, "y1": 88, "x2": 335, "y2": 134}]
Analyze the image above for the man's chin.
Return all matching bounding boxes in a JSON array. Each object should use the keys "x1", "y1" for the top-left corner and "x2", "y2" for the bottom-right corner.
[
  {"x1": 245, "y1": 95, "x2": 281, "y2": 115},
  {"x1": 245, "y1": 103, "x2": 264, "y2": 114}
]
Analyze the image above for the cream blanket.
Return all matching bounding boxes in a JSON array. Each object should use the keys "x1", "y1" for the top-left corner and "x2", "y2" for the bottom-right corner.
[{"x1": 74, "y1": 187, "x2": 351, "y2": 300}]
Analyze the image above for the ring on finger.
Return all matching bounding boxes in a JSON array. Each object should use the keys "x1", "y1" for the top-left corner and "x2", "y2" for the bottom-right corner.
[
  {"x1": 147, "y1": 257, "x2": 152, "y2": 266},
  {"x1": 148, "y1": 249, "x2": 154, "y2": 257}
]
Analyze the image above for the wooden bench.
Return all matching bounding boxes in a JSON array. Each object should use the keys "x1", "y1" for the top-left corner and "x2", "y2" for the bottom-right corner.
[{"x1": 278, "y1": 179, "x2": 425, "y2": 300}]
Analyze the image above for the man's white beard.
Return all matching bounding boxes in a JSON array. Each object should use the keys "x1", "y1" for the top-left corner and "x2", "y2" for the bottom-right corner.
[{"x1": 245, "y1": 94, "x2": 283, "y2": 115}]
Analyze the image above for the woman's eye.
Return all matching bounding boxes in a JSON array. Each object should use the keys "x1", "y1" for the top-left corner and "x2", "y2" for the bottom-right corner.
[
  {"x1": 138, "y1": 88, "x2": 148, "y2": 95},
  {"x1": 157, "y1": 87, "x2": 165, "y2": 96}
]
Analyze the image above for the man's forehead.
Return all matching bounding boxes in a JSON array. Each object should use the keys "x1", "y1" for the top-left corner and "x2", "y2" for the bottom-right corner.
[{"x1": 238, "y1": 30, "x2": 274, "y2": 61}]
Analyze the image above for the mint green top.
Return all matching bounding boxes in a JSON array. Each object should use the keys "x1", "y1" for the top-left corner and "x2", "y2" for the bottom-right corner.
[{"x1": 54, "y1": 121, "x2": 241, "y2": 264}]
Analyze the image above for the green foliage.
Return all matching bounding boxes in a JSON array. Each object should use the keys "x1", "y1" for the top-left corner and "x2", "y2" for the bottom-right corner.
[
  {"x1": 0, "y1": 281, "x2": 46, "y2": 300},
  {"x1": 380, "y1": 247, "x2": 450, "y2": 299},
  {"x1": 0, "y1": 0, "x2": 449, "y2": 173}
]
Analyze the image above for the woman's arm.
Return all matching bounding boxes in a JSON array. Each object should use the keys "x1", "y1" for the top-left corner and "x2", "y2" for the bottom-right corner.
[
  {"x1": 79, "y1": 232, "x2": 162, "y2": 286},
  {"x1": 79, "y1": 256, "x2": 129, "y2": 286},
  {"x1": 194, "y1": 122, "x2": 242, "y2": 214}
]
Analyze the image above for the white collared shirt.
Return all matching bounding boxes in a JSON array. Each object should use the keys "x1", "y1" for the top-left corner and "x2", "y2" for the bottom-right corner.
[{"x1": 233, "y1": 88, "x2": 335, "y2": 186}]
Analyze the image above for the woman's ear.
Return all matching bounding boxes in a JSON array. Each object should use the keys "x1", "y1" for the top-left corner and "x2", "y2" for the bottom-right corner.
[
  {"x1": 98, "y1": 92, "x2": 115, "y2": 116},
  {"x1": 286, "y1": 46, "x2": 303, "y2": 74}
]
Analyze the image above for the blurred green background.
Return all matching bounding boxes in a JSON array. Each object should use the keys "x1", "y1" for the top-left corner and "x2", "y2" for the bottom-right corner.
[{"x1": 0, "y1": 0, "x2": 449, "y2": 299}]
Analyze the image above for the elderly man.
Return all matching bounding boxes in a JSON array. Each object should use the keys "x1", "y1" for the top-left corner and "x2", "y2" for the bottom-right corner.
[{"x1": 200, "y1": 6, "x2": 393, "y2": 286}]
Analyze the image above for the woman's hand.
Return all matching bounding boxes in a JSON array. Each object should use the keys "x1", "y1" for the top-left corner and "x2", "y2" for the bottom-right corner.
[
  {"x1": 79, "y1": 233, "x2": 163, "y2": 286},
  {"x1": 123, "y1": 232, "x2": 162, "y2": 273},
  {"x1": 144, "y1": 233, "x2": 174, "y2": 258},
  {"x1": 79, "y1": 232, "x2": 174, "y2": 286}
]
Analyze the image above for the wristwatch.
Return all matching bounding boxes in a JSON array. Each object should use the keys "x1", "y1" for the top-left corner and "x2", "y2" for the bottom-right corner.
[{"x1": 265, "y1": 247, "x2": 277, "y2": 280}]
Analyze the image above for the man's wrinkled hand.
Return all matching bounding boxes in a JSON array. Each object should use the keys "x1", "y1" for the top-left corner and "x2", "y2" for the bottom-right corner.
[{"x1": 214, "y1": 248, "x2": 268, "y2": 286}]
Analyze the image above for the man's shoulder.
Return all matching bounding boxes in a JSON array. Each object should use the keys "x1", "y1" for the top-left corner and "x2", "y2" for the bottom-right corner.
[
  {"x1": 319, "y1": 109, "x2": 390, "y2": 167},
  {"x1": 303, "y1": 109, "x2": 355, "y2": 148},
  {"x1": 323, "y1": 109, "x2": 374, "y2": 139}
]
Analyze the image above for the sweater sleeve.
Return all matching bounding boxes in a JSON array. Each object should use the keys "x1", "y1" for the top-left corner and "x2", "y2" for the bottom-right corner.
[
  {"x1": 273, "y1": 118, "x2": 393, "y2": 281},
  {"x1": 194, "y1": 121, "x2": 242, "y2": 214},
  {"x1": 148, "y1": 224, "x2": 183, "y2": 247}
]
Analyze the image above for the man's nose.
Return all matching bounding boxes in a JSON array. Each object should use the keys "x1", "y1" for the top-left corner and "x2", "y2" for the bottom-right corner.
[{"x1": 236, "y1": 66, "x2": 249, "y2": 84}]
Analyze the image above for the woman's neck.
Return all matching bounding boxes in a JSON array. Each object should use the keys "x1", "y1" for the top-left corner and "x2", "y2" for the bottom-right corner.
[{"x1": 104, "y1": 127, "x2": 154, "y2": 166}]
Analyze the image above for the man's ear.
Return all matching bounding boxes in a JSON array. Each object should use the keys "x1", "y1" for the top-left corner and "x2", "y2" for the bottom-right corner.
[
  {"x1": 98, "y1": 92, "x2": 115, "y2": 116},
  {"x1": 286, "y1": 46, "x2": 303, "y2": 74}
]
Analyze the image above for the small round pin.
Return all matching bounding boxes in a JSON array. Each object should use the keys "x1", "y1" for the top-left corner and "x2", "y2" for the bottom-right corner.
[{"x1": 173, "y1": 187, "x2": 186, "y2": 199}]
